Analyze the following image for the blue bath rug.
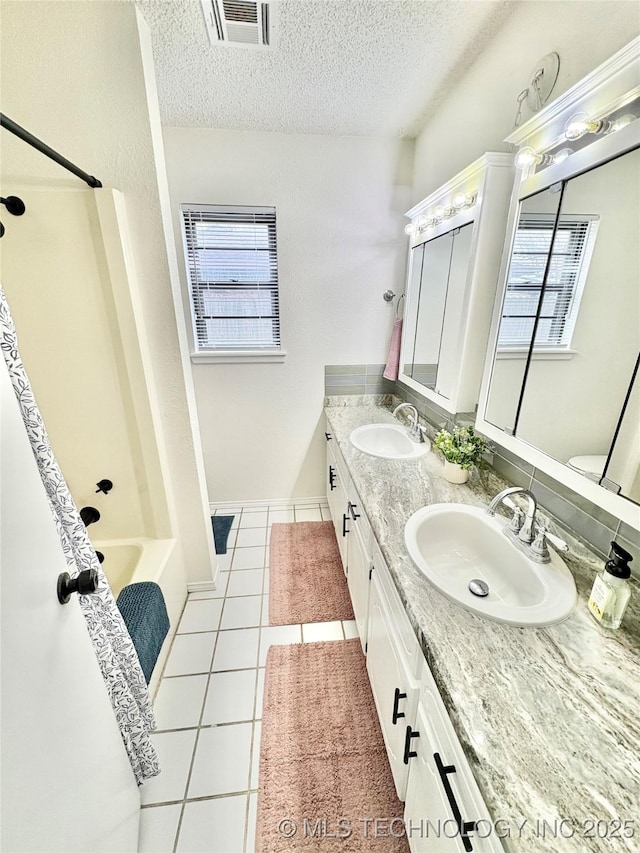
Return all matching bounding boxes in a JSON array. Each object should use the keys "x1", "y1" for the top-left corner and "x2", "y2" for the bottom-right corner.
[
  {"x1": 212, "y1": 514, "x2": 235, "y2": 554},
  {"x1": 116, "y1": 582, "x2": 169, "y2": 685}
]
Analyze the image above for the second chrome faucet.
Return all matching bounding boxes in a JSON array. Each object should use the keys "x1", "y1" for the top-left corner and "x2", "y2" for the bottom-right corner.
[{"x1": 392, "y1": 403, "x2": 426, "y2": 444}]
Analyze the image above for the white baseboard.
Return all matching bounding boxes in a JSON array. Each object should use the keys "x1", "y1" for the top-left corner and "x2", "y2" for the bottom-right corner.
[
  {"x1": 187, "y1": 568, "x2": 220, "y2": 594},
  {"x1": 209, "y1": 496, "x2": 327, "y2": 513}
]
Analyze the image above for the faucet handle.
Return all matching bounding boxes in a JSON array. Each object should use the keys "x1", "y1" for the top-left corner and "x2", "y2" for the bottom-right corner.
[
  {"x1": 507, "y1": 506, "x2": 525, "y2": 535},
  {"x1": 530, "y1": 525, "x2": 570, "y2": 563},
  {"x1": 530, "y1": 526, "x2": 551, "y2": 562},
  {"x1": 540, "y1": 526, "x2": 570, "y2": 554}
]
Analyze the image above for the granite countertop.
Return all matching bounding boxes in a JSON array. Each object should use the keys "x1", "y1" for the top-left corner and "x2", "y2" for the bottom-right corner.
[{"x1": 325, "y1": 397, "x2": 640, "y2": 853}]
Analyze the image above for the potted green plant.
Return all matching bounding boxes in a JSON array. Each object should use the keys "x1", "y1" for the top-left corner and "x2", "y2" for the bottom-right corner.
[{"x1": 433, "y1": 426, "x2": 487, "y2": 484}]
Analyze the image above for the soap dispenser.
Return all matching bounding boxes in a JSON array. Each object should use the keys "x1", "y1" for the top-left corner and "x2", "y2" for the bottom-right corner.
[{"x1": 588, "y1": 542, "x2": 633, "y2": 629}]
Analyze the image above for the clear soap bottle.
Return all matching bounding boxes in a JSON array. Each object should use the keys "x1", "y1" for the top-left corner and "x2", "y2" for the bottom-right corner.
[{"x1": 588, "y1": 542, "x2": 633, "y2": 630}]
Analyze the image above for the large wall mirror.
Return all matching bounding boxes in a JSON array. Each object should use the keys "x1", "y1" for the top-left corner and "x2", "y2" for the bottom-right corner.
[
  {"x1": 400, "y1": 153, "x2": 514, "y2": 415},
  {"x1": 403, "y1": 223, "x2": 474, "y2": 399},
  {"x1": 482, "y1": 144, "x2": 640, "y2": 506}
]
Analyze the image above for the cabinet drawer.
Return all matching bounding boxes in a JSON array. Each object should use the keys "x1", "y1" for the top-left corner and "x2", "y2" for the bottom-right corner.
[{"x1": 372, "y1": 538, "x2": 423, "y2": 680}]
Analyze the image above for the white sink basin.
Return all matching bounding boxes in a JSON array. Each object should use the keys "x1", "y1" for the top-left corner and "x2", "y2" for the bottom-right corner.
[
  {"x1": 350, "y1": 423, "x2": 430, "y2": 460},
  {"x1": 405, "y1": 504, "x2": 577, "y2": 627}
]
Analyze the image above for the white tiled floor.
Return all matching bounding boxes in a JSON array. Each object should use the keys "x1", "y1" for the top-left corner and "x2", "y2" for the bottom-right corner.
[{"x1": 138, "y1": 501, "x2": 358, "y2": 853}]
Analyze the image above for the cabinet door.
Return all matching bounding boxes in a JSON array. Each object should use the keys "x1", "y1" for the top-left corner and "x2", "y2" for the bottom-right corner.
[
  {"x1": 404, "y1": 672, "x2": 503, "y2": 853},
  {"x1": 346, "y1": 507, "x2": 370, "y2": 651},
  {"x1": 404, "y1": 702, "x2": 467, "y2": 852},
  {"x1": 366, "y1": 570, "x2": 419, "y2": 800},
  {"x1": 326, "y1": 438, "x2": 349, "y2": 570}
]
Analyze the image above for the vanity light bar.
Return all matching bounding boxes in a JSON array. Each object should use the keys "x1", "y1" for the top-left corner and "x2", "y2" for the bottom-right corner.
[
  {"x1": 404, "y1": 192, "x2": 477, "y2": 237},
  {"x1": 514, "y1": 111, "x2": 637, "y2": 171},
  {"x1": 564, "y1": 111, "x2": 635, "y2": 140}
]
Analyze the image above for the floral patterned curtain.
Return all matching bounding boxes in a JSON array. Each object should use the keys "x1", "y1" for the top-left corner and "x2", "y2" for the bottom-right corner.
[{"x1": 0, "y1": 285, "x2": 159, "y2": 785}]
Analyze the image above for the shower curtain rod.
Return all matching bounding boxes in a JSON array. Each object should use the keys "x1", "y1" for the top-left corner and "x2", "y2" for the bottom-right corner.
[{"x1": 0, "y1": 113, "x2": 103, "y2": 189}]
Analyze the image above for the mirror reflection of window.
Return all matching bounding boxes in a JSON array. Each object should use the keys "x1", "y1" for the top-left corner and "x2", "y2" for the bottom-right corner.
[
  {"x1": 517, "y1": 147, "x2": 640, "y2": 481},
  {"x1": 485, "y1": 187, "x2": 563, "y2": 432},
  {"x1": 498, "y1": 215, "x2": 599, "y2": 351}
]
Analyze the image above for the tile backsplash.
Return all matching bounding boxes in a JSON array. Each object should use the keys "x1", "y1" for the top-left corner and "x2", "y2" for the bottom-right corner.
[{"x1": 324, "y1": 364, "x2": 396, "y2": 397}]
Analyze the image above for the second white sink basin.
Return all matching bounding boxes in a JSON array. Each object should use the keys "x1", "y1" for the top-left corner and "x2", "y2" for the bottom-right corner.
[
  {"x1": 405, "y1": 503, "x2": 577, "y2": 627},
  {"x1": 350, "y1": 423, "x2": 430, "y2": 460}
]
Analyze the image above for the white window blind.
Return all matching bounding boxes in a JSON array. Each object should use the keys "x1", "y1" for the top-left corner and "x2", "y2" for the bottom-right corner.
[
  {"x1": 498, "y1": 213, "x2": 599, "y2": 349},
  {"x1": 182, "y1": 205, "x2": 280, "y2": 352}
]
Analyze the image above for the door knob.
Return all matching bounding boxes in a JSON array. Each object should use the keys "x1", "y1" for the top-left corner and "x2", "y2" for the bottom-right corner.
[{"x1": 57, "y1": 569, "x2": 99, "y2": 604}]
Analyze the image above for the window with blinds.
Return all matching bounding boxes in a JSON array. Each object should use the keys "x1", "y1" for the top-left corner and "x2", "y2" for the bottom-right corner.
[
  {"x1": 182, "y1": 205, "x2": 280, "y2": 352},
  {"x1": 498, "y1": 213, "x2": 599, "y2": 350}
]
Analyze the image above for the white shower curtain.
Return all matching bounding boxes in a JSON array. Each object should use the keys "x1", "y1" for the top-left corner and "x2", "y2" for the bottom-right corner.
[{"x1": 0, "y1": 284, "x2": 159, "y2": 785}]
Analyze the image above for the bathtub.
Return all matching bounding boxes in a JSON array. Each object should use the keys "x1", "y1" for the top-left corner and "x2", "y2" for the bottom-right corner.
[{"x1": 93, "y1": 537, "x2": 186, "y2": 696}]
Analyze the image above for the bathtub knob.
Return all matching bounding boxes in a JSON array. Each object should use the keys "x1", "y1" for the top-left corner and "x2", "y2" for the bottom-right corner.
[
  {"x1": 57, "y1": 569, "x2": 99, "y2": 604},
  {"x1": 80, "y1": 506, "x2": 100, "y2": 527},
  {"x1": 95, "y1": 479, "x2": 113, "y2": 495}
]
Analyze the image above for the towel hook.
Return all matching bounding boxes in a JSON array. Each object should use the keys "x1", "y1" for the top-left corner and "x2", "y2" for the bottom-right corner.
[
  {"x1": 395, "y1": 293, "x2": 405, "y2": 318},
  {"x1": 383, "y1": 289, "x2": 395, "y2": 302}
]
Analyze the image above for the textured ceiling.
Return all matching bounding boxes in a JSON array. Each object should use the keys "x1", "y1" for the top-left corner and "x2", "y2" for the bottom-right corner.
[{"x1": 138, "y1": 0, "x2": 514, "y2": 137}]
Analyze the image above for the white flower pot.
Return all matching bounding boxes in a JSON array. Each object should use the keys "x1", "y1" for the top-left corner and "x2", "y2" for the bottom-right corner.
[{"x1": 442, "y1": 460, "x2": 469, "y2": 484}]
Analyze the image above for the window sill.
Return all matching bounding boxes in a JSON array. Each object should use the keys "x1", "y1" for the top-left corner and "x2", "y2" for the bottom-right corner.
[
  {"x1": 190, "y1": 349, "x2": 287, "y2": 364},
  {"x1": 496, "y1": 348, "x2": 576, "y2": 361}
]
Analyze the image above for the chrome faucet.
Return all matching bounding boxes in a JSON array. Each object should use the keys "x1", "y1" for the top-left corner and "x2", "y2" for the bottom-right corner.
[
  {"x1": 392, "y1": 403, "x2": 425, "y2": 443},
  {"x1": 487, "y1": 486, "x2": 538, "y2": 543},
  {"x1": 486, "y1": 486, "x2": 569, "y2": 563}
]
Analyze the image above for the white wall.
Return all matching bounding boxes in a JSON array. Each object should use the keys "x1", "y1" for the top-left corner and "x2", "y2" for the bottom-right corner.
[
  {"x1": 0, "y1": 1, "x2": 215, "y2": 584},
  {"x1": 164, "y1": 128, "x2": 413, "y2": 502},
  {"x1": 412, "y1": 2, "x2": 639, "y2": 201}
]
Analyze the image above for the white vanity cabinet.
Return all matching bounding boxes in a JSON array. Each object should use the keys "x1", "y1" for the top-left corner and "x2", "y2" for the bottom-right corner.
[
  {"x1": 403, "y1": 664, "x2": 503, "y2": 853},
  {"x1": 366, "y1": 543, "x2": 421, "y2": 800},
  {"x1": 324, "y1": 421, "x2": 500, "y2": 846}
]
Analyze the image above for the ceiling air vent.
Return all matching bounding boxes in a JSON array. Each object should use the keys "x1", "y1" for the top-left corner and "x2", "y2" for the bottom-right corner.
[{"x1": 201, "y1": 0, "x2": 274, "y2": 48}]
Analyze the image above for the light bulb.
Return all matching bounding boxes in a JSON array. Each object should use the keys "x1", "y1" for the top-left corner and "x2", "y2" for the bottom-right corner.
[
  {"x1": 453, "y1": 192, "x2": 475, "y2": 209},
  {"x1": 552, "y1": 147, "x2": 574, "y2": 164},
  {"x1": 611, "y1": 114, "x2": 636, "y2": 132},
  {"x1": 434, "y1": 205, "x2": 445, "y2": 220},
  {"x1": 404, "y1": 223, "x2": 415, "y2": 236},
  {"x1": 514, "y1": 146, "x2": 541, "y2": 168},
  {"x1": 564, "y1": 111, "x2": 610, "y2": 140}
]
